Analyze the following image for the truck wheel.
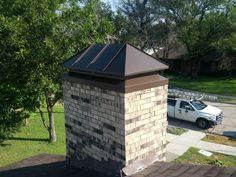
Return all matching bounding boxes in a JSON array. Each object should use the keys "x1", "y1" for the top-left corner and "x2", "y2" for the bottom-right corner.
[{"x1": 197, "y1": 118, "x2": 209, "y2": 129}]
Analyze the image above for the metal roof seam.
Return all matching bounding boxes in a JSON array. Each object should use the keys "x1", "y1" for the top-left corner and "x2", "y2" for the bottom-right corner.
[
  {"x1": 86, "y1": 44, "x2": 109, "y2": 68},
  {"x1": 103, "y1": 43, "x2": 126, "y2": 71},
  {"x1": 63, "y1": 43, "x2": 169, "y2": 80},
  {"x1": 70, "y1": 44, "x2": 95, "y2": 68}
]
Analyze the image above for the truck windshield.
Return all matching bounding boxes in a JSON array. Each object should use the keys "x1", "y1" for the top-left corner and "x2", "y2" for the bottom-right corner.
[{"x1": 190, "y1": 100, "x2": 207, "y2": 110}]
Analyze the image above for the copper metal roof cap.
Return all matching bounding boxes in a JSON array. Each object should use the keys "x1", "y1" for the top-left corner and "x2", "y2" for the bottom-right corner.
[{"x1": 63, "y1": 43, "x2": 168, "y2": 80}]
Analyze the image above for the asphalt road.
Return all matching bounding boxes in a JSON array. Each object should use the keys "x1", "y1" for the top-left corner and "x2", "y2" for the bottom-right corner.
[{"x1": 168, "y1": 101, "x2": 236, "y2": 138}]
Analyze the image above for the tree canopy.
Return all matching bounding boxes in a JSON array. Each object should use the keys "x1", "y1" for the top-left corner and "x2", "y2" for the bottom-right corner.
[
  {"x1": 0, "y1": 0, "x2": 113, "y2": 141},
  {"x1": 157, "y1": 0, "x2": 236, "y2": 77},
  {"x1": 116, "y1": 0, "x2": 236, "y2": 77},
  {"x1": 117, "y1": 0, "x2": 156, "y2": 50}
]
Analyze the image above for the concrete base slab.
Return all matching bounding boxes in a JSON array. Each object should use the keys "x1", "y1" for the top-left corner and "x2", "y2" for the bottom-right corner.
[{"x1": 166, "y1": 152, "x2": 179, "y2": 162}]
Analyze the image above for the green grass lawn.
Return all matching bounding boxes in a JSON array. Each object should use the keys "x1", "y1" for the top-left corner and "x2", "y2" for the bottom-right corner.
[
  {"x1": 0, "y1": 104, "x2": 66, "y2": 167},
  {"x1": 174, "y1": 147, "x2": 236, "y2": 167},
  {"x1": 166, "y1": 74, "x2": 236, "y2": 97},
  {"x1": 202, "y1": 134, "x2": 236, "y2": 147},
  {"x1": 167, "y1": 127, "x2": 188, "y2": 135}
]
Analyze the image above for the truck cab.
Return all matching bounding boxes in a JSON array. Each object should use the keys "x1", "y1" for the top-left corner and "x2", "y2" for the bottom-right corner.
[{"x1": 167, "y1": 97, "x2": 223, "y2": 129}]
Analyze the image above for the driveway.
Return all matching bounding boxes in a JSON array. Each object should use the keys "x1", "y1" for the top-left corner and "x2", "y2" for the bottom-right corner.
[{"x1": 168, "y1": 101, "x2": 236, "y2": 138}]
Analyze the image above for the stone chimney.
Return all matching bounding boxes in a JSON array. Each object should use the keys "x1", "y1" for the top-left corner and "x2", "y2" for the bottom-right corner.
[{"x1": 62, "y1": 43, "x2": 168, "y2": 176}]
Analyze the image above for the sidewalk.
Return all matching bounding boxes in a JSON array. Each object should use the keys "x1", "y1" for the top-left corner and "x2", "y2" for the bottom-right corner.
[{"x1": 166, "y1": 130, "x2": 236, "y2": 162}]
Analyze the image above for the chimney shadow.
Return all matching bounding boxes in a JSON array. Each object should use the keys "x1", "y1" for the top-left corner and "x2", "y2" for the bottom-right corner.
[{"x1": 0, "y1": 160, "x2": 111, "y2": 177}]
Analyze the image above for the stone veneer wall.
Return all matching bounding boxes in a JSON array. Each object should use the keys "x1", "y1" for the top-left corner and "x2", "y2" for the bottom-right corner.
[
  {"x1": 62, "y1": 79, "x2": 167, "y2": 173},
  {"x1": 124, "y1": 86, "x2": 168, "y2": 165},
  {"x1": 63, "y1": 80, "x2": 126, "y2": 172}
]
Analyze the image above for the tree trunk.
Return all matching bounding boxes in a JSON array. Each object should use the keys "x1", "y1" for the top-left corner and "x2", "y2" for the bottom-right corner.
[
  {"x1": 24, "y1": 116, "x2": 29, "y2": 126},
  {"x1": 38, "y1": 92, "x2": 57, "y2": 143},
  {"x1": 190, "y1": 59, "x2": 201, "y2": 79},
  {"x1": 48, "y1": 108, "x2": 56, "y2": 142},
  {"x1": 45, "y1": 92, "x2": 57, "y2": 143},
  {"x1": 191, "y1": 63, "x2": 198, "y2": 79}
]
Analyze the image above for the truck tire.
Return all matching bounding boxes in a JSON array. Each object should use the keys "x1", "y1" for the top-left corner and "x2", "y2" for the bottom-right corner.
[{"x1": 197, "y1": 118, "x2": 209, "y2": 129}]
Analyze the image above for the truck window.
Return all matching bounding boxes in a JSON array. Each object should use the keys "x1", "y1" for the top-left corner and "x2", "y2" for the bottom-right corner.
[
  {"x1": 168, "y1": 99, "x2": 177, "y2": 106},
  {"x1": 190, "y1": 100, "x2": 207, "y2": 110},
  {"x1": 180, "y1": 101, "x2": 194, "y2": 110}
]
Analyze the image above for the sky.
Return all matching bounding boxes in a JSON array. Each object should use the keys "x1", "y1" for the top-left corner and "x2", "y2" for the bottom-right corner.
[{"x1": 101, "y1": 0, "x2": 118, "y2": 11}]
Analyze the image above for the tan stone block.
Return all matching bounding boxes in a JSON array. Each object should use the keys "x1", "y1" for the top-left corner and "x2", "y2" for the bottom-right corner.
[{"x1": 63, "y1": 80, "x2": 168, "y2": 167}]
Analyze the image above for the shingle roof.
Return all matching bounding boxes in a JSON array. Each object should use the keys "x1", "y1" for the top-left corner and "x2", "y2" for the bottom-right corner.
[
  {"x1": 1, "y1": 154, "x2": 236, "y2": 177},
  {"x1": 130, "y1": 161, "x2": 236, "y2": 177},
  {"x1": 0, "y1": 154, "x2": 109, "y2": 177},
  {"x1": 63, "y1": 43, "x2": 168, "y2": 80}
]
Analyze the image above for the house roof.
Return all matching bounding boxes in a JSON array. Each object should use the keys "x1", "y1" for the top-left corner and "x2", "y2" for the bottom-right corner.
[
  {"x1": 1, "y1": 154, "x2": 236, "y2": 177},
  {"x1": 63, "y1": 43, "x2": 168, "y2": 80},
  {"x1": 130, "y1": 161, "x2": 236, "y2": 177},
  {"x1": 0, "y1": 154, "x2": 108, "y2": 177},
  {"x1": 158, "y1": 45, "x2": 188, "y2": 60}
]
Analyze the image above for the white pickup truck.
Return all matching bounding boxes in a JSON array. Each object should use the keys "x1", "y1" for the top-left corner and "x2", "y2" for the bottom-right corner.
[{"x1": 167, "y1": 97, "x2": 223, "y2": 129}]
